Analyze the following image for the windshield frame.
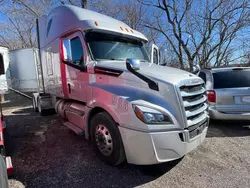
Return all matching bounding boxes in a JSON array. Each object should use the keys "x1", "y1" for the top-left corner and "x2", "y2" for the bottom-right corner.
[{"x1": 85, "y1": 31, "x2": 150, "y2": 62}]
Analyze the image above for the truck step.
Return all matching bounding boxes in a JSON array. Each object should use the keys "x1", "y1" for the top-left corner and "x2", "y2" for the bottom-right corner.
[{"x1": 63, "y1": 121, "x2": 84, "y2": 135}]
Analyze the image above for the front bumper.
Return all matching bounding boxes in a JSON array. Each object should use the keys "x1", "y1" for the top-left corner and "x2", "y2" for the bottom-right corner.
[
  {"x1": 209, "y1": 107, "x2": 250, "y2": 120},
  {"x1": 119, "y1": 122, "x2": 208, "y2": 165}
]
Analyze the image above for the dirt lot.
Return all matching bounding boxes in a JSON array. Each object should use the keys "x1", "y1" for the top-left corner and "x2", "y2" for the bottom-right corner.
[{"x1": 3, "y1": 93, "x2": 250, "y2": 188}]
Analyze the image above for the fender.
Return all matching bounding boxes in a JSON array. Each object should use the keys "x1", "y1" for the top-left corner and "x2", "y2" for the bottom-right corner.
[
  {"x1": 87, "y1": 100, "x2": 120, "y2": 124},
  {"x1": 86, "y1": 83, "x2": 178, "y2": 130}
]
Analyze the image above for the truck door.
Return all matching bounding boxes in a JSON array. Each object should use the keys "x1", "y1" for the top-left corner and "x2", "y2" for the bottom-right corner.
[
  {"x1": 60, "y1": 31, "x2": 88, "y2": 102},
  {"x1": 151, "y1": 44, "x2": 160, "y2": 65}
]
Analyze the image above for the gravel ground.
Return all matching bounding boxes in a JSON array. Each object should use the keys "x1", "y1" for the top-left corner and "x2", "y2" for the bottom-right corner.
[{"x1": 3, "y1": 93, "x2": 250, "y2": 188}]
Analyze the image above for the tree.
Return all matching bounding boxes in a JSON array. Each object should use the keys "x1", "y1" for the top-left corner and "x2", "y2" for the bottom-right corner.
[
  {"x1": 0, "y1": 0, "x2": 56, "y2": 49},
  {"x1": 0, "y1": 0, "x2": 157, "y2": 51},
  {"x1": 140, "y1": 0, "x2": 250, "y2": 70}
]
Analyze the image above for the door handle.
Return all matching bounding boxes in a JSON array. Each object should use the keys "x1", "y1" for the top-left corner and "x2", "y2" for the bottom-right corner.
[{"x1": 68, "y1": 83, "x2": 71, "y2": 93}]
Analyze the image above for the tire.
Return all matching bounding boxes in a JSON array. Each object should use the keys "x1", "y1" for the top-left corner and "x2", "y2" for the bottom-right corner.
[
  {"x1": 0, "y1": 156, "x2": 8, "y2": 188},
  {"x1": 32, "y1": 96, "x2": 38, "y2": 112},
  {"x1": 90, "y1": 112, "x2": 125, "y2": 166}
]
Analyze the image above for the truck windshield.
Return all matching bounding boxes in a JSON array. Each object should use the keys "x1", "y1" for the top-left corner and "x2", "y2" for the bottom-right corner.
[
  {"x1": 86, "y1": 32, "x2": 150, "y2": 62},
  {"x1": 213, "y1": 69, "x2": 250, "y2": 89}
]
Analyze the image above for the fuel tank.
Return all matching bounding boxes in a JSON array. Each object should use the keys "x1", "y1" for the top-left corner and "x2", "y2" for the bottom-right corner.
[{"x1": 55, "y1": 99, "x2": 86, "y2": 129}]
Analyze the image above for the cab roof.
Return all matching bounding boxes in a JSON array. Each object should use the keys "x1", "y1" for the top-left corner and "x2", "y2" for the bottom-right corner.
[{"x1": 40, "y1": 5, "x2": 148, "y2": 47}]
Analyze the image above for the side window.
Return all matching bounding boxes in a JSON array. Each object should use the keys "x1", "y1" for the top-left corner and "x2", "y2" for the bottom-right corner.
[
  {"x1": 153, "y1": 48, "x2": 158, "y2": 64},
  {"x1": 199, "y1": 72, "x2": 206, "y2": 83},
  {"x1": 70, "y1": 37, "x2": 84, "y2": 65},
  {"x1": 46, "y1": 19, "x2": 52, "y2": 38}
]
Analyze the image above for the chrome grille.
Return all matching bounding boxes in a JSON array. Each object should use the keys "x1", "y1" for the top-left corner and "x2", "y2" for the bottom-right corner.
[{"x1": 178, "y1": 81, "x2": 208, "y2": 127}]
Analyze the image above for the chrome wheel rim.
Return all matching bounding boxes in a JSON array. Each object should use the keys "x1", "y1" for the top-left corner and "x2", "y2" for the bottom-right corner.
[{"x1": 95, "y1": 124, "x2": 113, "y2": 156}]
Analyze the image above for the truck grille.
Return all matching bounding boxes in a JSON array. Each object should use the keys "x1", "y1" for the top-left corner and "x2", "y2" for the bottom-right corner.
[{"x1": 178, "y1": 81, "x2": 208, "y2": 127}]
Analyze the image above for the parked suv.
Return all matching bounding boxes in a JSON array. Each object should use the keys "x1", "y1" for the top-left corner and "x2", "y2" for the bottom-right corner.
[{"x1": 199, "y1": 67, "x2": 250, "y2": 120}]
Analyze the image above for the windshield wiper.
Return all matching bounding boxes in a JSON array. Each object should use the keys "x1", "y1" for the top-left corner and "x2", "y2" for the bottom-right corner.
[
  {"x1": 96, "y1": 58, "x2": 147, "y2": 62},
  {"x1": 110, "y1": 58, "x2": 124, "y2": 61},
  {"x1": 110, "y1": 58, "x2": 148, "y2": 62},
  {"x1": 96, "y1": 58, "x2": 124, "y2": 61}
]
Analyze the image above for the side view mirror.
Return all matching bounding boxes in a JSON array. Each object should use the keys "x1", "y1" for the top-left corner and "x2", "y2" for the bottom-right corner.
[
  {"x1": 192, "y1": 64, "x2": 201, "y2": 75},
  {"x1": 61, "y1": 39, "x2": 72, "y2": 62},
  {"x1": 0, "y1": 54, "x2": 5, "y2": 75},
  {"x1": 151, "y1": 44, "x2": 159, "y2": 65},
  {"x1": 126, "y1": 58, "x2": 140, "y2": 71}
]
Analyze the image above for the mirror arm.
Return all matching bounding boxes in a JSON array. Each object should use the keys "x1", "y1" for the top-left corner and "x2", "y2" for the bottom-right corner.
[
  {"x1": 62, "y1": 59, "x2": 87, "y2": 72},
  {"x1": 126, "y1": 62, "x2": 159, "y2": 91}
]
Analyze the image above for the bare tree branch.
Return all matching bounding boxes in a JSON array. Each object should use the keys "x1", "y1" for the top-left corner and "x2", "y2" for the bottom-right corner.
[{"x1": 141, "y1": 0, "x2": 250, "y2": 69}]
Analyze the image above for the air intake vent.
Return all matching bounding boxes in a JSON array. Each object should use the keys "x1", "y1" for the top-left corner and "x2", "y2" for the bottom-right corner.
[{"x1": 179, "y1": 81, "x2": 208, "y2": 127}]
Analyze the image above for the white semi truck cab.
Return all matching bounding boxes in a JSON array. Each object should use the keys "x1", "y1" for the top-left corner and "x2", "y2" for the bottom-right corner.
[{"x1": 33, "y1": 5, "x2": 209, "y2": 165}]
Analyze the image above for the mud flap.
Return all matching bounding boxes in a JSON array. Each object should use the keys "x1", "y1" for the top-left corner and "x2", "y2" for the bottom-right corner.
[{"x1": 5, "y1": 156, "x2": 13, "y2": 176}]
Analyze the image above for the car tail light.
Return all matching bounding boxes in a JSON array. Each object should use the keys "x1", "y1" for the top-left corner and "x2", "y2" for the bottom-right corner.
[{"x1": 207, "y1": 90, "x2": 216, "y2": 103}]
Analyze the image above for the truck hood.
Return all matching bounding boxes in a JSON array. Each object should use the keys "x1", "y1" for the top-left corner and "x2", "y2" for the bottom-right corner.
[
  {"x1": 94, "y1": 61, "x2": 204, "y2": 129},
  {"x1": 95, "y1": 61, "x2": 198, "y2": 85}
]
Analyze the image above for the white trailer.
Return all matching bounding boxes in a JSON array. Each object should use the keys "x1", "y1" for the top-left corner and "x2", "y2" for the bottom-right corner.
[
  {"x1": 0, "y1": 46, "x2": 10, "y2": 94},
  {"x1": 9, "y1": 48, "x2": 42, "y2": 93}
]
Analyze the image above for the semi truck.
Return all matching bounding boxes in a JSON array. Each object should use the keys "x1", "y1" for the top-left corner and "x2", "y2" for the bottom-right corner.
[{"x1": 33, "y1": 5, "x2": 209, "y2": 165}]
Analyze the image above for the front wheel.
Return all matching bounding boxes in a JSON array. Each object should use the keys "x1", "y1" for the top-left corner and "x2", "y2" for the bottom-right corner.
[{"x1": 91, "y1": 112, "x2": 125, "y2": 166}]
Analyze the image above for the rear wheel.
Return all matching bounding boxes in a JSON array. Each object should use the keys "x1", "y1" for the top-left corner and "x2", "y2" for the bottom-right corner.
[{"x1": 91, "y1": 112, "x2": 125, "y2": 166}]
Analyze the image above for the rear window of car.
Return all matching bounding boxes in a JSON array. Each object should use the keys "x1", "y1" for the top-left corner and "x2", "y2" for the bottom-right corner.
[{"x1": 213, "y1": 69, "x2": 250, "y2": 89}]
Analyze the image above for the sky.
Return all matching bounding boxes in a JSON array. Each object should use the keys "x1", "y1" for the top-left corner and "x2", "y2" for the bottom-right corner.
[{"x1": 0, "y1": 14, "x2": 6, "y2": 22}]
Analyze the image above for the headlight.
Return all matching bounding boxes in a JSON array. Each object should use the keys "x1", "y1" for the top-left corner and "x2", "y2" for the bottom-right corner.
[{"x1": 133, "y1": 105, "x2": 172, "y2": 124}]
